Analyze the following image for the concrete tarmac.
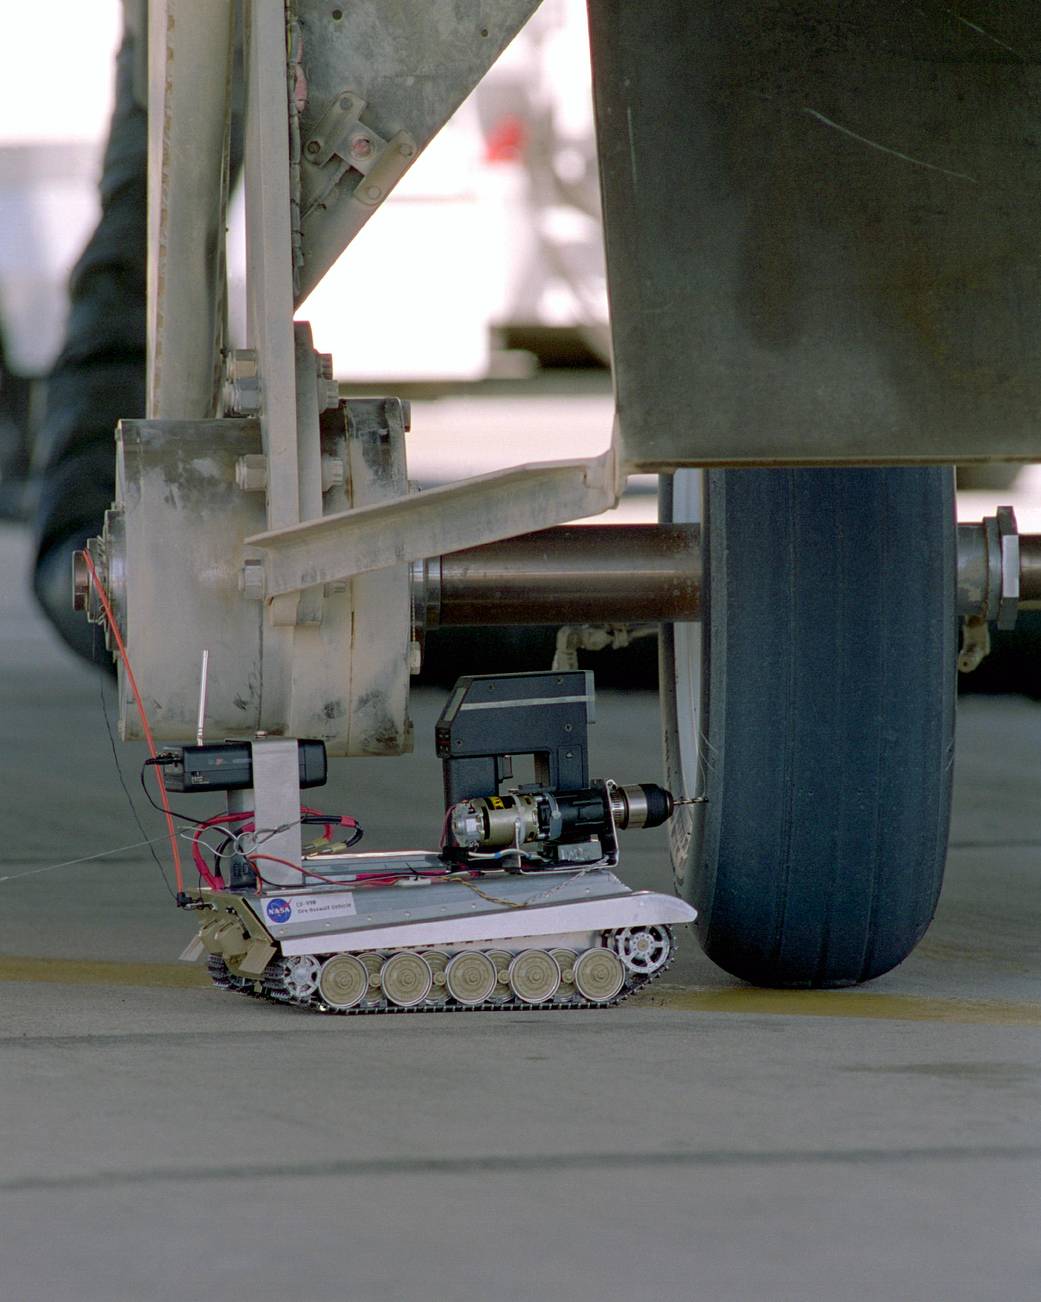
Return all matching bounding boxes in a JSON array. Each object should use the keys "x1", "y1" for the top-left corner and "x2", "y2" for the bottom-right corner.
[{"x1": 1, "y1": 522, "x2": 1040, "y2": 1302}]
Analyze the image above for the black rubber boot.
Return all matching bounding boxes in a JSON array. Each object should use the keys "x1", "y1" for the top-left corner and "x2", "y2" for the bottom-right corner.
[{"x1": 31, "y1": 29, "x2": 145, "y2": 668}]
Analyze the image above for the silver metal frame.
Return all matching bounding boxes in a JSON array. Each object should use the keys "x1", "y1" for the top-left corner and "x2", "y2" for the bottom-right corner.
[
  {"x1": 124, "y1": 0, "x2": 1041, "y2": 755},
  {"x1": 146, "y1": 0, "x2": 235, "y2": 420}
]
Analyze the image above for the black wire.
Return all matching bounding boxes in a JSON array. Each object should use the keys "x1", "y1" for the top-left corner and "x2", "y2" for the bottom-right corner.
[
  {"x1": 90, "y1": 623, "x2": 360, "y2": 899},
  {"x1": 137, "y1": 772, "x2": 359, "y2": 841},
  {"x1": 139, "y1": 761, "x2": 213, "y2": 827},
  {"x1": 175, "y1": 805, "x2": 364, "y2": 881},
  {"x1": 299, "y1": 819, "x2": 364, "y2": 851},
  {"x1": 94, "y1": 627, "x2": 177, "y2": 902}
]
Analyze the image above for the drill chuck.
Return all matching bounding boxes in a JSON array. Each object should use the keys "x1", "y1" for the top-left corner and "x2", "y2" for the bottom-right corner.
[{"x1": 609, "y1": 783, "x2": 675, "y2": 830}]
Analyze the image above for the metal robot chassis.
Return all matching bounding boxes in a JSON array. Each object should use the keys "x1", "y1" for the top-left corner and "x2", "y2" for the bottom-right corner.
[{"x1": 178, "y1": 670, "x2": 697, "y2": 1015}]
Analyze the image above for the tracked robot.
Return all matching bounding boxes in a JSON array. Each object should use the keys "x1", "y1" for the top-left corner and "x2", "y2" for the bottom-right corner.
[{"x1": 174, "y1": 670, "x2": 697, "y2": 1013}]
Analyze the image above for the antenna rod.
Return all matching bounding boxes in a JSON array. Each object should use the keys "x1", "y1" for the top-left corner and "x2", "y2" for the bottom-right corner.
[{"x1": 195, "y1": 649, "x2": 209, "y2": 747}]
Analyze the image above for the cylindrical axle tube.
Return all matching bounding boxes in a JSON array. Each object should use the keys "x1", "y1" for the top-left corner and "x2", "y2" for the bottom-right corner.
[{"x1": 426, "y1": 524, "x2": 701, "y2": 626}]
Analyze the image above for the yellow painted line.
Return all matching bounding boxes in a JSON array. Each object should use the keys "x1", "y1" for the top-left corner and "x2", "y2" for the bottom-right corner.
[
  {"x1": 0, "y1": 955, "x2": 210, "y2": 990},
  {"x1": 1, "y1": 959, "x2": 1039, "y2": 1025},
  {"x1": 632, "y1": 984, "x2": 1041, "y2": 1026}
]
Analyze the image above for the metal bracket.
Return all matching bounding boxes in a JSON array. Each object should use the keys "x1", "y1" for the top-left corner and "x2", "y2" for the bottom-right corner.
[
  {"x1": 551, "y1": 624, "x2": 658, "y2": 673},
  {"x1": 245, "y1": 450, "x2": 619, "y2": 597},
  {"x1": 233, "y1": 739, "x2": 304, "y2": 888},
  {"x1": 291, "y1": 0, "x2": 541, "y2": 301},
  {"x1": 300, "y1": 90, "x2": 416, "y2": 222},
  {"x1": 957, "y1": 616, "x2": 991, "y2": 675}
]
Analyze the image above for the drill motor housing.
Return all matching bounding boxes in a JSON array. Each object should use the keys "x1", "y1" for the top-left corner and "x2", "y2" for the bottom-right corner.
[{"x1": 436, "y1": 671, "x2": 675, "y2": 865}]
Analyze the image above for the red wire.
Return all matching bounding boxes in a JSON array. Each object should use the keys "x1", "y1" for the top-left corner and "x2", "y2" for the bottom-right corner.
[
  {"x1": 189, "y1": 824, "x2": 226, "y2": 891},
  {"x1": 194, "y1": 809, "x2": 359, "y2": 890},
  {"x1": 80, "y1": 555, "x2": 362, "y2": 898},
  {"x1": 83, "y1": 550, "x2": 185, "y2": 894},
  {"x1": 195, "y1": 807, "x2": 353, "y2": 839},
  {"x1": 248, "y1": 853, "x2": 448, "y2": 890}
]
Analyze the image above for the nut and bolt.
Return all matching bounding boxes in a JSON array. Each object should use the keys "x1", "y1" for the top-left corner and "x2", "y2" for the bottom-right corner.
[
  {"x1": 72, "y1": 550, "x2": 92, "y2": 612},
  {"x1": 321, "y1": 454, "x2": 346, "y2": 493},
  {"x1": 239, "y1": 559, "x2": 266, "y2": 601},
  {"x1": 224, "y1": 379, "x2": 261, "y2": 416},
  {"x1": 315, "y1": 352, "x2": 339, "y2": 411},
  {"x1": 317, "y1": 378, "x2": 341, "y2": 413},
  {"x1": 226, "y1": 349, "x2": 257, "y2": 381},
  {"x1": 224, "y1": 350, "x2": 260, "y2": 416},
  {"x1": 235, "y1": 454, "x2": 268, "y2": 493}
]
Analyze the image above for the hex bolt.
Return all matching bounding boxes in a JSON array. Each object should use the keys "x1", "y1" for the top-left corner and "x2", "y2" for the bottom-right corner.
[
  {"x1": 223, "y1": 350, "x2": 261, "y2": 416},
  {"x1": 226, "y1": 349, "x2": 257, "y2": 381},
  {"x1": 72, "y1": 550, "x2": 92, "y2": 612},
  {"x1": 235, "y1": 455, "x2": 268, "y2": 493},
  {"x1": 996, "y1": 506, "x2": 1021, "y2": 631},
  {"x1": 317, "y1": 376, "x2": 341, "y2": 413},
  {"x1": 223, "y1": 377, "x2": 261, "y2": 416},
  {"x1": 320, "y1": 454, "x2": 346, "y2": 493},
  {"x1": 350, "y1": 136, "x2": 374, "y2": 160},
  {"x1": 239, "y1": 559, "x2": 266, "y2": 601}
]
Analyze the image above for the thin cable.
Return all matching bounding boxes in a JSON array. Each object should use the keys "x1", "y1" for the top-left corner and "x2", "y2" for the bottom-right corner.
[
  {"x1": 247, "y1": 853, "x2": 437, "y2": 890},
  {"x1": 248, "y1": 853, "x2": 365, "y2": 887},
  {"x1": 443, "y1": 876, "x2": 528, "y2": 909},
  {"x1": 185, "y1": 810, "x2": 361, "y2": 887},
  {"x1": 98, "y1": 664, "x2": 176, "y2": 902},
  {"x1": 82, "y1": 550, "x2": 184, "y2": 893},
  {"x1": 139, "y1": 764, "x2": 214, "y2": 828},
  {"x1": 0, "y1": 833, "x2": 194, "y2": 884}
]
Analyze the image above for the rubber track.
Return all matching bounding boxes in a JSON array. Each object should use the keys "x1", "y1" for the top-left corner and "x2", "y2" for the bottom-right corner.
[{"x1": 209, "y1": 943, "x2": 675, "y2": 1015}]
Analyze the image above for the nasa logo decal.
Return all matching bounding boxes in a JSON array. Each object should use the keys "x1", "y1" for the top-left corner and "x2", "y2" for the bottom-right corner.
[{"x1": 265, "y1": 898, "x2": 293, "y2": 925}]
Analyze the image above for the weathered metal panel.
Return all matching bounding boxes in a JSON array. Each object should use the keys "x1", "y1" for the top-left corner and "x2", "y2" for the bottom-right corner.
[
  {"x1": 116, "y1": 419, "x2": 277, "y2": 741},
  {"x1": 115, "y1": 415, "x2": 412, "y2": 755},
  {"x1": 589, "y1": 2, "x2": 1041, "y2": 467},
  {"x1": 284, "y1": 400, "x2": 413, "y2": 755},
  {"x1": 344, "y1": 401, "x2": 412, "y2": 756},
  {"x1": 293, "y1": 0, "x2": 543, "y2": 300}
]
